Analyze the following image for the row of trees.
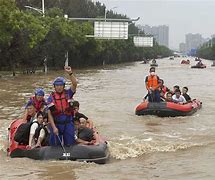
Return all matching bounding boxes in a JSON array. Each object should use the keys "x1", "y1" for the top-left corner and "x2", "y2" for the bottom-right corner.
[
  {"x1": 0, "y1": 0, "x2": 173, "y2": 73},
  {"x1": 197, "y1": 38, "x2": 215, "y2": 60}
]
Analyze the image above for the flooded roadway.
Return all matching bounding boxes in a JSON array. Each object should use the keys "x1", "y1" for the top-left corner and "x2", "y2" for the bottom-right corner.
[{"x1": 0, "y1": 57, "x2": 215, "y2": 179}]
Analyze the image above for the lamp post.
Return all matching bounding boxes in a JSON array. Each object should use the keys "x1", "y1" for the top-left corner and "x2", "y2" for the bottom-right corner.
[
  {"x1": 104, "y1": 6, "x2": 117, "y2": 21},
  {"x1": 42, "y1": 0, "x2": 45, "y2": 17},
  {"x1": 25, "y1": 0, "x2": 45, "y2": 17}
]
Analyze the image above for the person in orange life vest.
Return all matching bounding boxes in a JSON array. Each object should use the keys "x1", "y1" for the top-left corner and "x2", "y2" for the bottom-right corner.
[
  {"x1": 47, "y1": 66, "x2": 77, "y2": 146},
  {"x1": 145, "y1": 67, "x2": 161, "y2": 102},
  {"x1": 23, "y1": 88, "x2": 46, "y2": 122},
  {"x1": 158, "y1": 79, "x2": 170, "y2": 100}
]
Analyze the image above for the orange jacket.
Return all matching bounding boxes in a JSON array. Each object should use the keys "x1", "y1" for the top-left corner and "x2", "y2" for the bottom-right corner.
[
  {"x1": 146, "y1": 75, "x2": 160, "y2": 90},
  {"x1": 51, "y1": 91, "x2": 73, "y2": 116}
]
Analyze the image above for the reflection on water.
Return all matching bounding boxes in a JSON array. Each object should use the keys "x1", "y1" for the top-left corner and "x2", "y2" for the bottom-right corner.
[{"x1": 0, "y1": 57, "x2": 215, "y2": 179}]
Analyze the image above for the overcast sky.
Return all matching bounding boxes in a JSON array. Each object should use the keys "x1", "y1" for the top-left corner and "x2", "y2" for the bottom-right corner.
[{"x1": 98, "y1": 0, "x2": 215, "y2": 50}]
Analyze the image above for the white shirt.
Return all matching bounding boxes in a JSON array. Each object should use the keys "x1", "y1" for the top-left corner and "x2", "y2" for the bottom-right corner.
[
  {"x1": 29, "y1": 119, "x2": 45, "y2": 146},
  {"x1": 172, "y1": 94, "x2": 187, "y2": 103}
]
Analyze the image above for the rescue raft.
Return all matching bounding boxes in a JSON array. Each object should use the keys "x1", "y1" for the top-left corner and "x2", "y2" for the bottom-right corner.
[
  {"x1": 150, "y1": 63, "x2": 158, "y2": 67},
  {"x1": 135, "y1": 99, "x2": 202, "y2": 117},
  {"x1": 191, "y1": 64, "x2": 206, "y2": 69},
  {"x1": 8, "y1": 119, "x2": 109, "y2": 164},
  {"x1": 181, "y1": 60, "x2": 190, "y2": 64}
]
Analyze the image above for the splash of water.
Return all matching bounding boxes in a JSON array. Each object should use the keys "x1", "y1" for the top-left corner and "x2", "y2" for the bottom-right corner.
[{"x1": 108, "y1": 135, "x2": 204, "y2": 160}]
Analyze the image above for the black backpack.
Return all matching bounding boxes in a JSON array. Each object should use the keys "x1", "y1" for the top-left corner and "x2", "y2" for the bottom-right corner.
[{"x1": 14, "y1": 121, "x2": 38, "y2": 145}]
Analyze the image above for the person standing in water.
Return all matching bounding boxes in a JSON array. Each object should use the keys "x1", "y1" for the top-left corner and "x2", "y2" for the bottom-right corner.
[
  {"x1": 47, "y1": 66, "x2": 77, "y2": 146},
  {"x1": 145, "y1": 67, "x2": 161, "y2": 102}
]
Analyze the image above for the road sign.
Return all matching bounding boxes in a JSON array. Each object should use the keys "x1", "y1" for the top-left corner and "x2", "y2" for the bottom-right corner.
[
  {"x1": 133, "y1": 36, "x2": 153, "y2": 47},
  {"x1": 94, "y1": 21, "x2": 128, "y2": 39}
]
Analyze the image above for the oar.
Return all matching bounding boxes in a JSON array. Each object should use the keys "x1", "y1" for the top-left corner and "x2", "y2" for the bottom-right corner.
[
  {"x1": 57, "y1": 135, "x2": 68, "y2": 160},
  {"x1": 65, "y1": 51, "x2": 69, "y2": 67}
]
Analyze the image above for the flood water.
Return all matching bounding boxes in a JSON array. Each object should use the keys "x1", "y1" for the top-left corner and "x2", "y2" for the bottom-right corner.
[{"x1": 0, "y1": 57, "x2": 215, "y2": 179}]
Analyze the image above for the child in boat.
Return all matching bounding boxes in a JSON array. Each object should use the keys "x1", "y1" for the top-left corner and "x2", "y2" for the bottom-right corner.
[
  {"x1": 27, "y1": 111, "x2": 49, "y2": 149},
  {"x1": 172, "y1": 89, "x2": 186, "y2": 104},
  {"x1": 182, "y1": 87, "x2": 191, "y2": 102}
]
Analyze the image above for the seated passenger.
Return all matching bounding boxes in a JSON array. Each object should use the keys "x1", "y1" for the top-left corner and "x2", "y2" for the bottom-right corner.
[
  {"x1": 24, "y1": 101, "x2": 37, "y2": 122},
  {"x1": 23, "y1": 88, "x2": 46, "y2": 122},
  {"x1": 74, "y1": 117, "x2": 99, "y2": 145},
  {"x1": 72, "y1": 100, "x2": 93, "y2": 129},
  {"x1": 197, "y1": 60, "x2": 203, "y2": 66},
  {"x1": 27, "y1": 111, "x2": 49, "y2": 149},
  {"x1": 172, "y1": 89, "x2": 186, "y2": 104},
  {"x1": 152, "y1": 59, "x2": 156, "y2": 64},
  {"x1": 14, "y1": 102, "x2": 37, "y2": 145},
  {"x1": 172, "y1": 85, "x2": 180, "y2": 95},
  {"x1": 182, "y1": 87, "x2": 191, "y2": 102},
  {"x1": 165, "y1": 91, "x2": 173, "y2": 102},
  {"x1": 159, "y1": 79, "x2": 170, "y2": 100}
]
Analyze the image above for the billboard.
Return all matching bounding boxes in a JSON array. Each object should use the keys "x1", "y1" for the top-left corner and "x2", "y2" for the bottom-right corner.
[
  {"x1": 133, "y1": 36, "x2": 153, "y2": 47},
  {"x1": 94, "y1": 21, "x2": 128, "y2": 39}
]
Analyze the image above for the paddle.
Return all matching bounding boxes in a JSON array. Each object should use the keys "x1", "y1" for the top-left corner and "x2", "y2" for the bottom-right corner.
[
  {"x1": 57, "y1": 135, "x2": 69, "y2": 160},
  {"x1": 65, "y1": 51, "x2": 69, "y2": 67}
]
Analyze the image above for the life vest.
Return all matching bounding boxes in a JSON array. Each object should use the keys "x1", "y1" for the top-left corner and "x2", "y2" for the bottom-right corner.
[
  {"x1": 30, "y1": 96, "x2": 45, "y2": 112},
  {"x1": 51, "y1": 91, "x2": 73, "y2": 116},
  {"x1": 146, "y1": 75, "x2": 159, "y2": 90}
]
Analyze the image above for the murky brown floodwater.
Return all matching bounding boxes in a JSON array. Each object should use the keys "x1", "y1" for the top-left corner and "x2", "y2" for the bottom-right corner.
[{"x1": 0, "y1": 57, "x2": 215, "y2": 180}]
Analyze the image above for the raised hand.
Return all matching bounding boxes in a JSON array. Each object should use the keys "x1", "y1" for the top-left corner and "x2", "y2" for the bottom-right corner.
[{"x1": 64, "y1": 66, "x2": 73, "y2": 74}]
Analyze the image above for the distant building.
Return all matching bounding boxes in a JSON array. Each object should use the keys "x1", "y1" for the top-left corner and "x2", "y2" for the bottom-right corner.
[
  {"x1": 179, "y1": 43, "x2": 186, "y2": 54},
  {"x1": 185, "y1": 33, "x2": 203, "y2": 52},
  {"x1": 138, "y1": 25, "x2": 169, "y2": 47},
  {"x1": 179, "y1": 33, "x2": 215, "y2": 54}
]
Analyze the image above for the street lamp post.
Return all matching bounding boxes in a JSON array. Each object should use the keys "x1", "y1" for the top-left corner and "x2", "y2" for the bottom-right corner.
[
  {"x1": 42, "y1": 0, "x2": 45, "y2": 17},
  {"x1": 104, "y1": 6, "x2": 117, "y2": 21},
  {"x1": 25, "y1": 0, "x2": 45, "y2": 17}
]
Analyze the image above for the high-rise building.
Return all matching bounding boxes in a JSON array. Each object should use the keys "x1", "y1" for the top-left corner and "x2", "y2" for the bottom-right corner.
[
  {"x1": 179, "y1": 43, "x2": 186, "y2": 54},
  {"x1": 179, "y1": 33, "x2": 214, "y2": 54},
  {"x1": 139, "y1": 25, "x2": 169, "y2": 47},
  {"x1": 185, "y1": 33, "x2": 203, "y2": 52}
]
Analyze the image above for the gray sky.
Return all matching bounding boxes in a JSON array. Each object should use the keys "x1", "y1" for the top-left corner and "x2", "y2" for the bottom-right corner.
[{"x1": 98, "y1": 0, "x2": 215, "y2": 50}]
